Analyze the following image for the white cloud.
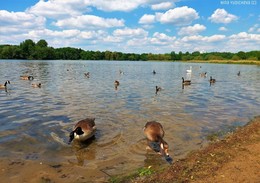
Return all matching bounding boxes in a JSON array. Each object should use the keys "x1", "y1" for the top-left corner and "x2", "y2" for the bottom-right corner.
[
  {"x1": 178, "y1": 24, "x2": 206, "y2": 36},
  {"x1": 182, "y1": 35, "x2": 226, "y2": 42},
  {"x1": 229, "y1": 32, "x2": 260, "y2": 42},
  {"x1": 139, "y1": 14, "x2": 155, "y2": 24},
  {"x1": 27, "y1": 0, "x2": 147, "y2": 18},
  {"x1": 27, "y1": 0, "x2": 91, "y2": 19},
  {"x1": 248, "y1": 24, "x2": 259, "y2": 33},
  {"x1": 219, "y1": 26, "x2": 228, "y2": 31},
  {"x1": 151, "y1": 2, "x2": 173, "y2": 10},
  {"x1": 0, "y1": 10, "x2": 45, "y2": 34},
  {"x1": 150, "y1": 32, "x2": 176, "y2": 45},
  {"x1": 53, "y1": 15, "x2": 124, "y2": 29},
  {"x1": 113, "y1": 28, "x2": 148, "y2": 37},
  {"x1": 156, "y1": 6, "x2": 199, "y2": 26},
  {"x1": 226, "y1": 32, "x2": 260, "y2": 52},
  {"x1": 209, "y1": 9, "x2": 238, "y2": 24}
]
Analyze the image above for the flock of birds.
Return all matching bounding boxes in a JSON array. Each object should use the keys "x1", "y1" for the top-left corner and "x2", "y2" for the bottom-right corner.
[
  {"x1": 66, "y1": 66, "x2": 241, "y2": 164},
  {"x1": 0, "y1": 65, "x2": 242, "y2": 164},
  {"x1": 0, "y1": 75, "x2": 41, "y2": 91}
]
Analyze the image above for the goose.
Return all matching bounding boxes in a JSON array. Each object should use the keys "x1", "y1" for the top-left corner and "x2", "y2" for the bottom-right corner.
[
  {"x1": 84, "y1": 72, "x2": 90, "y2": 78},
  {"x1": 143, "y1": 121, "x2": 173, "y2": 163},
  {"x1": 114, "y1": 80, "x2": 120, "y2": 86},
  {"x1": 237, "y1": 71, "x2": 241, "y2": 76},
  {"x1": 68, "y1": 118, "x2": 96, "y2": 144},
  {"x1": 186, "y1": 66, "x2": 192, "y2": 73},
  {"x1": 20, "y1": 75, "x2": 34, "y2": 80},
  {"x1": 182, "y1": 77, "x2": 191, "y2": 85},
  {"x1": 114, "y1": 80, "x2": 120, "y2": 90},
  {"x1": 0, "y1": 80, "x2": 10, "y2": 89},
  {"x1": 32, "y1": 83, "x2": 41, "y2": 88},
  {"x1": 200, "y1": 72, "x2": 207, "y2": 77},
  {"x1": 210, "y1": 76, "x2": 216, "y2": 83},
  {"x1": 119, "y1": 70, "x2": 124, "y2": 75},
  {"x1": 155, "y1": 86, "x2": 162, "y2": 94},
  {"x1": 153, "y1": 70, "x2": 156, "y2": 75}
]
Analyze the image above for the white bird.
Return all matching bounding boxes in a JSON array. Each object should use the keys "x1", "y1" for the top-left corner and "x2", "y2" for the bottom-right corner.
[{"x1": 186, "y1": 66, "x2": 192, "y2": 73}]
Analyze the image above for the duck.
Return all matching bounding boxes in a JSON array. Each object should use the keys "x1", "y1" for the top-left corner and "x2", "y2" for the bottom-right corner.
[
  {"x1": 186, "y1": 66, "x2": 192, "y2": 73},
  {"x1": 20, "y1": 75, "x2": 34, "y2": 80},
  {"x1": 0, "y1": 80, "x2": 10, "y2": 89},
  {"x1": 155, "y1": 86, "x2": 162, "y2": 94},
  {"x1": 143, "y1": 121, "x2": 172, "y2": 163},
  {"x1": 32, "y1": 83, "x2": 41, "y2": 88},
  {"x1": 182, "y1": 77, "x2": 191, "y2": 85},
  {"x1": 68, "y1": 118, "x2": 96, "y2": 144},
  {"x1": 209, "y1": 76, "x2": 216, "y2": 83}
]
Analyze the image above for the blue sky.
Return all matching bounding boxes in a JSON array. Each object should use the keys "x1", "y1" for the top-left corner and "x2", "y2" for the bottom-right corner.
[{"x1": 0, "y1": 0, "x2": 259, "y2": 53}]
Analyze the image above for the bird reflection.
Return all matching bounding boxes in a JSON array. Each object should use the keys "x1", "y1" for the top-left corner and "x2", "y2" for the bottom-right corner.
[{"x1": 68, "y1": 136, "x2": 96, "y2": 166}]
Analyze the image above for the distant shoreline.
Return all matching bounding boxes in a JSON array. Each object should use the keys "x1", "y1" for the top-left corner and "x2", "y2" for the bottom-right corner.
[
  {"x1": 183, "y1": 59, "x2": 260, "y2": 65},
  {"x1": 1, "y1": 59, "x2": 260, "y2": 65}
]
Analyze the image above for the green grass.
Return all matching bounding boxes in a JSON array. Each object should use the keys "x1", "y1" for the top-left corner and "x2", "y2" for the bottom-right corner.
[{"x1": 108, "y1": 166, "x2": 155, "y2": 183}]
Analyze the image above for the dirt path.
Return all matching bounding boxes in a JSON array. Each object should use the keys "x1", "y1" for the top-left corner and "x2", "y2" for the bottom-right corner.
[{"x1": 136, "y1": 116, "x2": 260, "y2": 183}]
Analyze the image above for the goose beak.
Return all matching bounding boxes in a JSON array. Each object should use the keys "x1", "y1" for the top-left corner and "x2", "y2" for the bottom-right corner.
[{"x1": 68, "y1": 131, "x2": 74, "y2": 144}]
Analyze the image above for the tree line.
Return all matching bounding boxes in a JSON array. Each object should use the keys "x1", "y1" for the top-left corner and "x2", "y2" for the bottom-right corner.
[{"x1": 0, "y1": 39, "x2": 259, "y2": 61}]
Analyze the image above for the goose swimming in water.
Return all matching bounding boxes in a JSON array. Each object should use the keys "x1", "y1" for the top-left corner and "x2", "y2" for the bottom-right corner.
[
  {"x1": 84, "y1": 72, "x2": 90, "y2": 78},
  {"x1": 182, "y1": 77, "x2": 191, "y2": 85},
  {"x1": 32, "y1": 83, "x2": 41, "y2": 88},
  {"x1": 20, "y1": 75, "x2": 34, "y2": 80},
  {"x1": 209, "y1": 76, "x2": 216, "y2": 83},
  {"x1": 143, "y1": 121, "x2": 173, "y2": 163},
  {"x1": 237, "y1": 71, "x2": 241, "y2": 76},
  {"x1": 200, "y1": 72, "x2": 207, "y2": 77},
  {"x1": 68, "y1": 118, "x2": 96, "y2": 144},
  {"x1": 114, "y1": 80, "x2": 120, "y2": 90},
  {"x1": 0, "y1": 80, "x2": 10, "y2": 89},
  {"x1": 155, "y1": 86, "x2": 162, "y2": 94}
]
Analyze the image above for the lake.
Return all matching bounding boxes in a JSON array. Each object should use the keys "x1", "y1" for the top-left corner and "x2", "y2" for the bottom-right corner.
[{"x1": 0, "y1": 60, "x2": 259, "y2": 182}]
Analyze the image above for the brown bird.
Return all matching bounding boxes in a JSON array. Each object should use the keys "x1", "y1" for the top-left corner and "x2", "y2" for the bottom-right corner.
[
  {"x1": 182, "y1": 77, "x2": 191, "y2": 85},
  {"x1": 200, "y1": 72, "x2": 207, "y2": 77},
  {"x1": 209, "y1": 76, "x2": 216, "y2": 83},
  {"x1": 155, "y1": 86, "x2": 162, "y2": 94},
  {"x1": 0, "y1": 80, "x2": 10, "y2": 89},
  {"x1": 32, "y1": 83, "x2": 41, "y2": 88},
  {"x1": 114, "y1": 80, "x2": 120, "y2": 90},
  {"x1": 84, "y1": 72, "x2": 90, "y2": 78},
  {"x1": 143, "y1": 121, "x2": 169, "y2": 157},
  {"x1": 68, "y1": 118, "x2": 96, "y2": 144},
  {"x1": 20, "y1": 75, "x2": 34, "y2": 80}
]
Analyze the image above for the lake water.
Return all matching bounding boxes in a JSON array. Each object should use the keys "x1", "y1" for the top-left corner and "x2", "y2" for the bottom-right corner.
[{"x1": 0, "y1": 60, "x2": 259, "y2": 181}]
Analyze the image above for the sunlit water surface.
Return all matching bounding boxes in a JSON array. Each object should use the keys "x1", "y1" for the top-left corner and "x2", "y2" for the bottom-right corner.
[{"x1": 0, "y1": 60, "x2": 259, "y2": 181}]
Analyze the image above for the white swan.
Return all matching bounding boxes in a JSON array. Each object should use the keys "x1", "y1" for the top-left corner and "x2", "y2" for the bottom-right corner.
[{"x1": 186, "y1": 66, "x2": 192, "y2": 73}]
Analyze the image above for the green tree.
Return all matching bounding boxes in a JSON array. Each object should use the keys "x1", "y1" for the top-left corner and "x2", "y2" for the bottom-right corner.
[
  {"x1": 19, "y1": 39, "x2": 36, "y2": 59},
  {"x1": 36, "y1": 39, "x2": 48, "y2": 48}
]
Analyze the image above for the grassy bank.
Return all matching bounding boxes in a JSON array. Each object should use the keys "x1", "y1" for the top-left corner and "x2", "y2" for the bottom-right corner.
[
  {"x1": 183, "y1": 60, "x2": 260, "y2": 65},
  {"x1": 112, "y1": 116, "x2": 260, "y2": 183}
]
